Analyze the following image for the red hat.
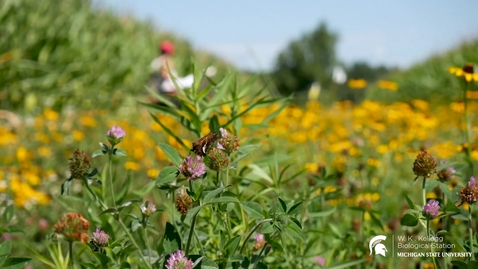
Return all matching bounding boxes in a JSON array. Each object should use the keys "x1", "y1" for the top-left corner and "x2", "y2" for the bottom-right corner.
[{"x1": 159, "y1": 41, "x2": 175, "y2": 55}]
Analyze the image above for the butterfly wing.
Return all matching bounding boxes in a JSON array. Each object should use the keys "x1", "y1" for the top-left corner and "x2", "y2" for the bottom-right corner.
[{"x1": 191, "y1": 132, "x2": 219, "y2": 156}]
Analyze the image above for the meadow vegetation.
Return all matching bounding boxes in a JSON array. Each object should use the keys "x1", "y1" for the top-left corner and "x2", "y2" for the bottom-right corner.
[{"x1": 2, "y1": 1, "x2": 478, "y2": 269}]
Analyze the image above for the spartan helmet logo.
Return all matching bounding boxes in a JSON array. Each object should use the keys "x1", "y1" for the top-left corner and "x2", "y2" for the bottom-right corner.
[{"x1": 369, "y1": 235, "x2": 387, "y2": 257}]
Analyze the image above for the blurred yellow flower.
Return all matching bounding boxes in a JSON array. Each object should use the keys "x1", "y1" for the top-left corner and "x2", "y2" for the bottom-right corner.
[
  {"x1": 347, "y1": 79, "x2": 367, "y2": 89},
  {"x1": 24, "y1": 170, "x2": 40, "y2": 185},
  {"x1": 411, "y1": 99, "x2": 429, "y2": 111},
  {"x1": 378, "y1": 80, "x2": 399, "y2": 91},
  {"x1": 72, "y1": 130, "x2": 85, "y2": 141},
  {"x1": 471, "y1": 150, "x2": 478, "y2": 161},
  {"x1": 423, "y1": 263, "x2": 435, "y2": 269},
  {"x1": 147, "y1": 168, "x2": 159, "y2": 178},
  {"x1": 80, "y1": 116, "x2": 97, "y2": 127},
  {"x1": 450, "y1": 102, "x2": 464, "y2": 113},
  {"x1": 466, "y1": 91, "x2": 478, "y2": 99},
  {"x1": 16, "y1": 147, "x2": 29, "y2": 162},
  {"x1": 35, "y1": 133, "x2": 50, "y2": 143},
  {"x1": 0, "y1": 127, "x2": 17, "y2": 145},
  {"x1": 221, "y1": 104, "x2": 231, "y2": 115},
  {"x1": 43, "y1": 108, "x2": 59, "y2": 121},
  {"x1": 316, "y1": 186, "x2": 337, "y2": 195},
  {"x1": 367, "y1": 158, "x2": 380, "y2": 167},
  {"x1": 155, "y1": 146, "x2": 167, "y2": 161},
  {"x1": 377, "y1": 145, "x2": 389, "y2": 154},
  {"x1": 149, "y1": 122, "x2": 161, "y2": 132},
  {"x1": 38, "y1": 146, "x2": 52, "y2": 158},
  {"x1": 124, "y1": 161, "x2": 140, "y2": 171},
  {"x1": 431, "y1": 141, "x2": 458, "y2": 159},
  {"x1": 449, "y1": 64, "x2": 478, "y2": 82},
  {"x1": 305, "y1": 162, "x2": 318, "y2": 173},
  {"x1": 9, "y1": 175, "x2": 50, "y2": 207}
]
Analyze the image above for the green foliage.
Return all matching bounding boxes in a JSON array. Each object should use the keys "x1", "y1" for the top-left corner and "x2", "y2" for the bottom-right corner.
[
  {"x1": 271, "y1": 22, "x2": 338, "y2": 96},
  {"x1": 367, "y1": 39, "x2": 478, "y2": 103},
  {"x1": 0, "y1": 203, "x2": 31, "y2": 269},
  {"x1": 0, "y1": 0, "x2": 230, "y2": 112}
]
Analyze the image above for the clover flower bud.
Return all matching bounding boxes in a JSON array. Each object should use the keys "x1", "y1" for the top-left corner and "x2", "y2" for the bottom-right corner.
[
  {"x1": 179, "y1": 155, "x2": 206, "y2": 180},
  {"x1": 69, "y1": 150, "x2": 91, "y2": 179},
  {"x1": 459, "y1": 176, "x2": 478, "y2": 205},
  {"x1": 412, "y1": 150, "x2": 437, "y2": 178},
  {"x1": 166, "y1": 250, "x2": 193, "y2": 269},
  {"x1": 315, "y1": 256, "x2": 326, "y2": 266},
  {"x1": 107, "y1": 126, "x2": 125, "y2": 146},
  {"x1": 423, "y1": 200, "x2": 440, "y2": 219},
  {"x1": 253, "y1": 233, "x2": 265, "y2": 251},
  {"x1": 140, "y1": 202, "x2": 156, "y2": 217},
  {"x1": 176, "y1": 186, "x2": 193, "y2": 215},
  {"x1": 92, "y1": 228, "x2": 109, "y2": 247},
  {"x1": 437, "y1": 161, "x2": 455, "y2": 182},
  {"x1": 204, "y1": 147, "x2": 229, "y2": 171},
  {"x1": 217, "y1": 128, "x2": 240, "y2": 155},
  {"x1": 54, "y1": 213, "x2": 90, "y2": 243}
]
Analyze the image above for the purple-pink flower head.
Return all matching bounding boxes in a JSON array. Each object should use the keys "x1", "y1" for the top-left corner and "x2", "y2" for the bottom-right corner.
[
  {"x1": 219, "y1": 127, "x2": 228, "y2": 138},
  {"x1": 315, "y1": 256, "x2": 326, "y2": 266},
  {"x1": 459, "y1": 176, "x2": 478, "y2": 206},
  {"x1": 437, "y1": 160, "x2": 456, "y2": 182},
  {"x1": 140, "y1": 202, "x2": 156, "y2": 217},
  {"x1": 92, "y1": 228, "x2": 109, "y2": 247},
  {"x1": 469, "y1": 176, "x2": 477, "y2": 188},
  {"x1": 217, "y1": 142, "x2": 225, "y2": 150},
  {"x1": 253, "y1": 233, "x2": 265, "y2": 251},
  {"x1": 166, "y1": 250, "x2": 193, "y2": 269},
  {"x1": 107, "y1": 126, "x2": 126, "y2": 139},
  {"x1": 423, "y1": 200, "x2": 440, "y2": 219},
  {"x1": 179, "y1": 155, "x2": 206, "y2": 180}
]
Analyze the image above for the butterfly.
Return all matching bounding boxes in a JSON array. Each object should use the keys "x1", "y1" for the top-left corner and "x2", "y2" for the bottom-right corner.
[{"x1": 191, "y1": 132, "x2": 219, "y2": 156}]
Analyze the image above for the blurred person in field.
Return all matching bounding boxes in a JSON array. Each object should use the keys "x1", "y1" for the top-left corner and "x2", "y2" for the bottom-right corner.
[
  {"x1": 149, "y1": 40, "x2": 216, "y2": 105},
  {"x1": 150, "y1": 41, "x2": 194, "y2": 95}
]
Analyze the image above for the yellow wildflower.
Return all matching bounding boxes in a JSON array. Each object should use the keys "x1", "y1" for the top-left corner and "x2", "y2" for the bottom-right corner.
[
  {"x1": 43, "y1": 108, "x2": 59, "y2": 121},
  {"x1": 72, "y1": 130, "x2": 84, "y2": 141},
  {"x1": 80, "y1": 116, "x2": 97, "y2": 127},
  {"x1": 347, "y1": 79, "x2": 367, "y2": 89},
  {"x1": 377, "y1": 80, "x2": 398, "y2": 91},
  {"x1": 124, "y1": 161, "x2": 140, "y2": 171},
  {"x1": 147, "y1": 168, "x2": 159, "y2": 178}
]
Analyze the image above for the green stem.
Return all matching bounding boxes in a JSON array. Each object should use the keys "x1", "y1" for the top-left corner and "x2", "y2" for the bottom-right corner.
[
  {"x1": 189, "y1": 178, "x2": 193, "y2": 193},
  {"x1": 118, "y1": 218, "x2": 152, "y2": 269},
  {"x1": 186, "y1": 212, "x2": 198, "y2": 256},
  {"x1": 225, "y1": 168, "x2": 229, "y2": 187},
  {"x1": 442, "y1": 193, "x2": 448, "y2": 269},
  {"x1": 83, "y1": 179, "x2": 107, "y2": 210},
  {"x1": 69, "y1": 241, "x2": 74, "y2": 269},
  {"x1": 144, "y1": 227, "x2": 152, "y2": 265},
  {"x1": 427, "y1": 220, "x2": 439, "y2": 269},
  {"x1": 223, "y1": 215, "x2": 233, "y2": 239},
  {"x1": 239, "y1": 218, "x2": 273, "y2": 254},
  {"x1": 193, "y1": 229, "x2": 205, "y2": 255},
  {"x1": 422, "y1": 176, "x2": 427, "y2": 207},
  {"x1": 108, "y1": 153, "x2": 116, "y2": 208},
  {"x1": 360, "y1": 211, "x2": 365, "y2": 239},
  {"x1": 171, "y1": 190, "x2": 175, "y2": 225},
  {"x1": 469, "y1": 206, "x2": 475, "y2": 261},
  {"x1": 462, "y1": 81, "x2": 475, "y2": 174}
]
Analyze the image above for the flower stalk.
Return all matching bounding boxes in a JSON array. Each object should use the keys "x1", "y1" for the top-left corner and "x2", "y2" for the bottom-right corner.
[
  {"x1": 469, "y1": 206, "x2": 475, "y2": 261},
  {"x1": 185, "y1": 212, "x2": 198, "y2": 257}
]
